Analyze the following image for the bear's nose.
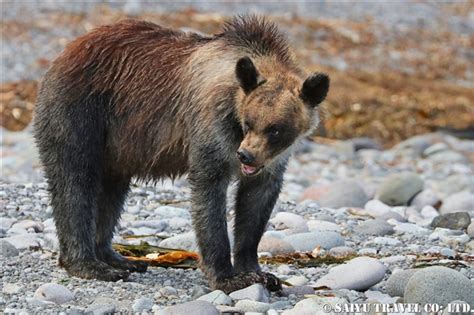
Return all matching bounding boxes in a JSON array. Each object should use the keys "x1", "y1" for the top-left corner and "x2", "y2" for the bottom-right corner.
[{"x1": 237, "y1": 149, "x2": 255, "y2": 165}]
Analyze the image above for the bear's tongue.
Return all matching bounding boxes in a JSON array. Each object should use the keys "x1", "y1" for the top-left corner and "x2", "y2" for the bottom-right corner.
[{"x1": 242, "y1": 164, "x2": 257, "y2": 175}]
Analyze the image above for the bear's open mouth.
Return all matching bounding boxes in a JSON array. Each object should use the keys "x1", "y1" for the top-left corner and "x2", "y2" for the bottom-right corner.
[{"x1": 241, "y1": 164, "x2": 263, "y2": 176}]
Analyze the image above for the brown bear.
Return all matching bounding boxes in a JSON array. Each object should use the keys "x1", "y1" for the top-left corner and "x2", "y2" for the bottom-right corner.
[{"x1": 33, "y1": 15, "x2": 329, "y2": 293}]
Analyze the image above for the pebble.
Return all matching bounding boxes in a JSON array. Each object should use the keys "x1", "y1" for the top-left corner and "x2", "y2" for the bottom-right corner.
[
  {"x1": 385, "y1": 269, "x2": 418, "y2": 297},
  {"x1": 159, "y1": 232, "x2": 198, "y2": 251},
  {"x1": 281, "y1": 285, "x2": 314, "y2": 296},
  {"x1": 86, "y1": 303, "x2": 117, "y2": 315},
  {"x1": 132, "y1": 297, "x2": 154, "y2": 312},
  {"x1": 404, "y1": 266, "x2": 474, "y2": 306},
  {"x1": 197, "y1": 290, "x2": 232, "y2": 305},
  {"x1": 318, "y1": 180, "x2": 369, "y2": 208},
  {"x1": 0, "y1": 240, "x2": 19, "y2": 257},
  {"x1": 431, "y1": 212, "x2": 471, "y2": 230},
  {"x1": 467, "y1": 222, "x2": 474, "y2": 237},
  {"x1": 258, "y1": 236, "x2": 295, "y2": 255},
  {"x1": 410, "y1": 189, "x2": 440, "y2": 209},
  {"x1": 372, "y1": 237, "x2": 401, "y2": 246},
  {"x1": 282, "y1": 297, "x2": 348, "y2": 315},
  {"x1": 33, "y1": 283, "x2": 74, "y2": 305},
  {"x1": 353, "y1": 219, "x2": 394, "y2": 236},
  {"x1": 157, "y1": 300, "x2": 219, "y2": 315},
  {"x1": 3, "y1": 234, "x2": 41, "y2": 250},
  {"x1": 420, "y1": 205, "x2": 439, "y2": 219},
  {"x1": 276, "y1": 264, "x2": 293, "y2": 275},
  {"x1": 376, "y1": 172, "x2": 424, "y2": 206},
  {"x1": 363, "y1": 199, "x2": 392, "y2": 217},
  {"x1": 285, "y1": 275, "x2": 309, "y2": 286},
  {"x1": 285, "y1": 231, "x2": 345, "y2": 251},
  {"x1": 329, "y1": 246, "x2": 356, "y2": 258},
  {"x1": 393, "y1": 223, "x2": 430, "y2": 235},
  {"x1": 269, "y1": 212, "x2": 308, "y2": 234},
  {"x1": 3, "y1": 283, "x2": 22, "y2": 294},
  {"x1": 10, "y1": 220, "x2": 44, "y2": 233},
  {"x1": 440, "y1": 191, "x2": 474, "y2": 214},
  {"x1": 159, "y1": 286, "x2": 178, "y2": 297},
  {"x1": 234, "y1": 300, "x2": 271, "y2": 313},
  {"x1": 306, "y1": 219, "x2": 341, "y2": 232},
  {"x1": 314, "y1": 257, "x2": 386, "y2": 291},
  {"x1": 229, "y1": 284, "x2": 269, "y2": 303}
]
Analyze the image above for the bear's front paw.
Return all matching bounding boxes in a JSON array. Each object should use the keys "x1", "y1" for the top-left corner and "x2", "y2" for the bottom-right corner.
[{"x1": 212, "y1": 271, "x2": 282, "y2": 294}]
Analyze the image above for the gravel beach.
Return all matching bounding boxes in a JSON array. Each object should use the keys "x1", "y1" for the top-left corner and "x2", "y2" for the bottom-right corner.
[{"x1": 1, "y1": 130, "x2": 473, "y2": 314}]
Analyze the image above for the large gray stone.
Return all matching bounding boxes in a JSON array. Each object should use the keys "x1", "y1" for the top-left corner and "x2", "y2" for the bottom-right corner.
[
  {"x1": 285, "y1": 231, "x2": 345, "y2": 251},
  {"x1": 318, "y1": 180, "x2": 369, "y2": 208},
  {"x1": 0, "y1": 240, "x2": 19, "y2": 257},
  {"x1": 282, "y1": 297, "x2": 348, "y2": 315},
  {"x1": 3, "y1": 234, "x2": 41, "y2": 250},
  {"x1": 157, "y1": 300, "x2": 219, "y2": 315},
  {"x1": 377, "y1": 172, "x2": 424, "y2": 206},
  {"x1": 132, "y1": 297, "x2": 154, "y2": 312},
  {"x1": 410, "y1": 189, "x2": 440, "y2": 209},
  {"x1": 385, "y1": 269, "x2": 418, "y2": 297},
  {"x1": 34, "y1": 283, "x2": 74, "y2": 305},
  {"x1": 159, "y1": 232, "x2": 198, "y2": 251},
  {"x1": 258, "y1": 236, "x2": 295, "y2": 255},
  {"x1": 234, "y1": 300, "x2": 270, "y2": 313},
  {"x1": 269, "y1": 212, "x2": 309, "y2": 234},
  {"x1": 314, "y1": 257, "x2": 386, "y2": 291},
  {"x1": 229, "y1": 284, "x2": 269, "y2": 303},
  {"x1": 440, "y1": 191, "x2": 474, "y2": 215},
  {"x1": 197, "y1": 290, "x2": 232, "y2": 306},
  {"x1": 353, "y1": 219, "x2": 394, "y2": 236},
  {"x1": 431, "y1": 212, "x2": 471, "y2": 230},
  {"x1": 404, "y1": 266, "x2": 474, "y2": 306}
]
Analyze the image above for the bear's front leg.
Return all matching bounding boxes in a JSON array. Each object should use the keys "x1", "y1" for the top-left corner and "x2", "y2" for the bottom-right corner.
[
  {"x1": 188, "y1": 153, "x2": 235, "y2": 290},
  {"x1": 232, "y1": 163, "x2": 286, "y2": 292}
]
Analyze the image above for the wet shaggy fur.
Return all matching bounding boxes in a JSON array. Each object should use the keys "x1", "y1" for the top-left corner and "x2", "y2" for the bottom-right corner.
[{"x1": 34, "y1": 16, "x2": 329, "y2": 293}]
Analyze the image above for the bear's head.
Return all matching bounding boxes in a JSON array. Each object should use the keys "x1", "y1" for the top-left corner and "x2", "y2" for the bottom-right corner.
[{"x1": 235, "y1": 56, "x2": 329, "y2": 176}]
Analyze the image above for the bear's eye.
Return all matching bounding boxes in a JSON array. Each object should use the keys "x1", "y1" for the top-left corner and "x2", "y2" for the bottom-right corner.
[
  {"x1": 267, "y1": 125, "x2": 284, "y2": 141},
  {"x1": 269, "y1": 128, "x2": 280, "y2": 137}
]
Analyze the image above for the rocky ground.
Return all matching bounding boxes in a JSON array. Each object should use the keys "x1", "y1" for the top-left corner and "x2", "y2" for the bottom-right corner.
[{"x1": 1, "y1": 130, "x2": 473, "y2": 314}]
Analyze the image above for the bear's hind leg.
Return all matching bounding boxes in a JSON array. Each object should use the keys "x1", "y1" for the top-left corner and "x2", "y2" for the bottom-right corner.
[{"x1": 95, "y1": 176, "x2": 148, "y2": 273}]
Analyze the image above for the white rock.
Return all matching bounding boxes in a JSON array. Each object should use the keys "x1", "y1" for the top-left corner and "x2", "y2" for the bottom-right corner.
[
  {"x1": 365, "y1": 290, "x2": 398, "y2": 304},
  {"x1": 286, "y1": 275, "x2": 309, "y2": 286},
  {"x1": 440, "y1": 191, "x2": 474, "y2": 215},
  {"x1": 154, "y1": 206, "x2": 191, "y2": 219},
  {"x1": 270, "y1": 212, "x2": 308, "y2": 234},
  {"x1": 3, "y1": 283, "x2": 21, "y2": 294},
  {"x1": 3, "y1": 234, "x2": 41, "y2": 250},
  {"x1": 276, "y1": 264, "x2": 293, "y2": 275},
  {"x1": 234, "y1": 300, "x2": 270, "y2": 313},
  {"x1": 197, "y1": 290, "x2": 232, "y2": 306},
  {"x1": 411, "y1": 189, "x2": 440, "y2": 209},
  {"x1": 132, "y1": 297, "x2": 154, "y2": 312},
  {"x1": 282, "y1": 297, "x2": 348, "y2": 315},
  {"x1": 307, "y1": 220, "x2": 341, "y2": 233},
  {"x1": 420, "y1": 205, "x2": 439, "y2": 219},
  {"x1": 11, "y1": 220, "x2": 44, "y2": 233},
  {"x1": 229, "y1": 284, "x2": 269, "y2": 303},
  {"x1": 159, "y1": 232, "x2": 198, "y2": 251},
  {"x1": 364, "y1": 199, "x2": 392, "y2": 217},
  {"x1": 285, "y1": 231, "x2": 345, "y2": 251},
  {"x1": 0, "y1": 240, "x2": 19, "y2": 257},
  {"x1": 34, "y1": 283, "x2": 74, "y2": 304},
  {"x1": 314, "y1": 257, "x2": 387, "y2": 291},
  {"x1": 372, "y1": 237, "x2": 401, "y2": 246},
  {"x1": 393, "y1": 223, "x2": 430, "y2": 235},
  {"x1": 0, "y1": 217, "x2": 16, "y2": 230}
]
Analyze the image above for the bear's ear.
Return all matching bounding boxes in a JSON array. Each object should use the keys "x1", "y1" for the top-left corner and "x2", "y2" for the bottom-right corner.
[
  {"x1": 236, "y1": 56, "x2": 266, "y2": 94},
  {"x1": 300, "y1": 73, "x2": 330, "y2": 107}
]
